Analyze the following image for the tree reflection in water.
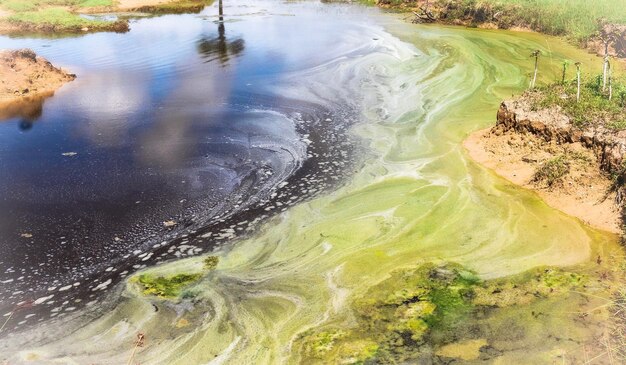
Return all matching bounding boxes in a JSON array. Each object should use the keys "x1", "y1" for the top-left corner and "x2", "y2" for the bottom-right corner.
[{"x1": 197, "y1": 0, "x2": 245, "y2": 65}]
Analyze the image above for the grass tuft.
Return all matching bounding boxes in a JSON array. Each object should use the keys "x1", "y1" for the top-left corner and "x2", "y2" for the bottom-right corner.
[{"x1": 533, "y1": 155, "x2": 570, "y2": 187}]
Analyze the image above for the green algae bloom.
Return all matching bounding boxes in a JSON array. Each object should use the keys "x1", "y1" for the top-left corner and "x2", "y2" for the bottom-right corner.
[
  {"x1": 133, "y1": 273, "x2": 202, "y2": 299},
  {"x1": 299, "y1": 262, "x2": 590, "y2": 364},
  {"x1": 203, "y1": 256, "x2": 220, "y2": 270}
]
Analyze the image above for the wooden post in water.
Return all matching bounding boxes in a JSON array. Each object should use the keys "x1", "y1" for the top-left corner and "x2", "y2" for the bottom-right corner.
[{"x1": 530, "y1": 50, "x2": 540, "y2": 89}]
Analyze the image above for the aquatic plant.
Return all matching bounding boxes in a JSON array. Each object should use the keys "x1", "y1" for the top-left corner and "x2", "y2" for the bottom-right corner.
[
  {"x1": 203, "y1": 256, "x2": 219, "y2": 270},
  {"x1": 132, "y1": 273, "x2": 202, "y2": 299},
  {"x1": 299, "y1": 262, "x2": 587, "y2": 364}
]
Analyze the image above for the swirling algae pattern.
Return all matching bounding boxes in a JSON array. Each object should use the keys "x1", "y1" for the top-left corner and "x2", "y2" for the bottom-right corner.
[{"x1": 7, "y1": 9, "x2": 624, "y2": 365}]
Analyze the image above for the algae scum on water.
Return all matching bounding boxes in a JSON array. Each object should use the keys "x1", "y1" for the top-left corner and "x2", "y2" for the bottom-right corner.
[
  {"x1": 1, "y1": 1, "x2": 625, "y2": 364},
  {"x1": 297, "y1": 262, "x2": 589, "y2": 364}
]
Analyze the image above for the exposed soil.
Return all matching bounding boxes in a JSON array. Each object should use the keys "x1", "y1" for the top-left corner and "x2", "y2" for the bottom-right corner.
[
  {"x1": 0, "y1": 49, "x2": 75, "y2": 119},
  {"x1": 464, "y1": 95, "x2": 625, "y2": 234},
  {"x1": 465, "y1": 127, "x2": 620, "y2": 233}
]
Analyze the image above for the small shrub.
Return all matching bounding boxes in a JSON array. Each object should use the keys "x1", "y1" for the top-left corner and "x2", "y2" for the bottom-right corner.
[{"x1": 533, "y1": 155, "x2": 570, "y2": 187}]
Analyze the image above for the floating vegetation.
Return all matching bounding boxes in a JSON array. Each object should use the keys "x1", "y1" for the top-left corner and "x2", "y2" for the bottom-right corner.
[
  {"x1": 298, "y1": 262, "x2": 587, "y2": 364},
  {"x1": 203, "y1": 256, "x2": 219, "y2": 270},
  {"x1": 131, "y1": 273, "x2": 202, "y2": 299}
]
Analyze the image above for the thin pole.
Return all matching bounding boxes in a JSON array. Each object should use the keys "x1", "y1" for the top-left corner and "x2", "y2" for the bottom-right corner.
[{"x1": 575, "y1": 63, "x2": 581, "y2": 103}]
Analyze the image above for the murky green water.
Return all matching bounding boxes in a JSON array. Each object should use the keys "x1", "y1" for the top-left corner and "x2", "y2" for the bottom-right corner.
[{"x1": 1, "y1": 1, "x2": 622, "y2": 364}]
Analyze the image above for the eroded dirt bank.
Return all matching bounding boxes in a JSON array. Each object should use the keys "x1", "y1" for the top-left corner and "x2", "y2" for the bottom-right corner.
[
  {"x1": 0, "y1": 49, "x2": 75, "y2": 119},
  {"x1": 464, "y1": 96, "x2": 624, "y2": 233}
]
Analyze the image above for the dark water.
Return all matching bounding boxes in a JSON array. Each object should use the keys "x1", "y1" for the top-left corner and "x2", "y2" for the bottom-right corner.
[{"x1": 0, "y1": 1, "x2": 366, "y2": 331}]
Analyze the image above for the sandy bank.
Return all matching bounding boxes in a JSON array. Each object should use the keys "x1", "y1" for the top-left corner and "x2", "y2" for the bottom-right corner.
[
  {"x1": 464, "y1": 126, "x2": 621, "y2": 234},
  {"x1": 0, "y1": 49, "x2": 75, "y2": 119}
]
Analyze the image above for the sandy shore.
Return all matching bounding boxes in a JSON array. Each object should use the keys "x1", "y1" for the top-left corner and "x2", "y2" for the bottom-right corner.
[
  {"x1": 464, "y1": 127, "x2": 621, "y2": 234},
  {"x1": 0, "y1": 49, "x2": 75, "y2": 118}
]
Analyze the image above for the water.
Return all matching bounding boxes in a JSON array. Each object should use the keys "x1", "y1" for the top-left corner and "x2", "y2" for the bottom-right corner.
[
  {"x1": 0, "y1": 1, "x2": 622, "y2": 364},
  {"x1": 0, "y1": 1, "x2": 366, "y2": 330}
]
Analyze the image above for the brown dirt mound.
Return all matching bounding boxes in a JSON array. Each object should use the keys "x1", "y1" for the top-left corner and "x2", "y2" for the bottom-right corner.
[
  {"x1": 464, "y1": 94, "x2": 625, "y2": 233},
  {"x1": 0, "y1": 49, "x2": 75, "y2": 119}
]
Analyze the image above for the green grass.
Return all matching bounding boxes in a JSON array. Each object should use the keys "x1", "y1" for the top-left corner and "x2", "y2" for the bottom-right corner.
[
  {"x1": 0, "y1": 0, "x2": 113, "y2": 10},
  {"x1": 7, "y1": 8, "x2": 119, "y2": 30},
  {"x1": 532, "y1": 75, "x2": 626, "y2": 129},
  {"x1": 0, "y1": 0, "x2": 122, "y2": 33},
  {"x1": 133, "y1": 0, "x2": 214, "y2": 14},
  {"x1": 452, "y1": 0, "x2": 626, "y2": 41},
  {"x1": 77, "y1": 0, "x2": 113, "y2": 7},
  {"x1": 372, "y1": 0, "x2": 626, "y2": 43},
  {"x1": 0, "y1": 0, "x2": 38, "y2": 12},
  {"x1": 532, "y1": 155, "x2": 570, "y2": 187}
]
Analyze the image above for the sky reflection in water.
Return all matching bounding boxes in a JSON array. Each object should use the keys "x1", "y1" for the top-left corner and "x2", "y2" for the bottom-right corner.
[{"x1": 0, "y1": 0, "x2": 369, "y2": 326}]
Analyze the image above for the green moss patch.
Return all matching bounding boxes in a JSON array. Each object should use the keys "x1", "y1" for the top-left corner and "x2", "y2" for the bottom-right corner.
[
  {"x1": 132, "y1": 273, "x2": 203, "y2": 299},
  {"x1": 298, "y1": 262, "x2": 587, "y2": 364},
  {"x1": 203, "y1": 256, "x2": 219, "y2": 270}
]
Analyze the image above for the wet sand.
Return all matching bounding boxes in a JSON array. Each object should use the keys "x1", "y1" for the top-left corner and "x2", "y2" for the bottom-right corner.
[{"x1": 464, "y1": 127, "x2": 621, "y2": 234}]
